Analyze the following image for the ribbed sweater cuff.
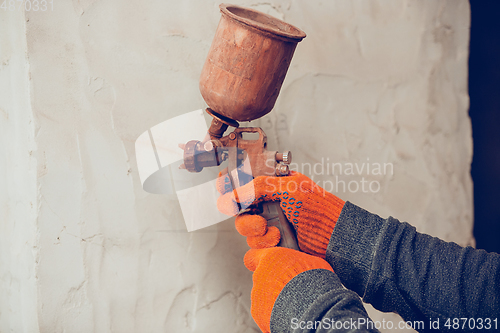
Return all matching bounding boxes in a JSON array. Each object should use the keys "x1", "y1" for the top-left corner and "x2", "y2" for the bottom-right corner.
[{"x1": 325, "y1": 201, "x2": 389, "y2": 296}]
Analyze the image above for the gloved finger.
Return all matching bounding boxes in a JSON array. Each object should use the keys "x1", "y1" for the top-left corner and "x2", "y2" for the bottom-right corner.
[
  {"x1": 243, "y1": 248, "x2": 267, "y2": 272},
  {"x1": 244, "y1": 247, "x2": 296, "y2": 272},
  {"x1": 217, "y1": 190, "x2": 240, "y2": 216},
  {"x1": 216, "y1": 168, "x2": 232, "y2": 195},
  {"x1": 247, "y1": 226, "x2": 280, "y2": 249},
  {"x1": 235, "y1": 214, "x2": 267, "y2": 237},
  {"x1": 216, "y1": 175, "x2": 284, "y2": 215}
]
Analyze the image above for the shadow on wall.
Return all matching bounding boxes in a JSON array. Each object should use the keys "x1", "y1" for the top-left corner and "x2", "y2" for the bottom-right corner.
[{"x1": 469, "y1": 0, "x2": 500, "y2": 253}]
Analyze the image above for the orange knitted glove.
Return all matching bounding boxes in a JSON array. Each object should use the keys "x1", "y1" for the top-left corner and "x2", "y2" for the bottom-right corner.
[
  {"x1": 217, "y1": 171, "x2": 345, "y2": 258},
  {"x1": 216, "y1": 169, "x2": 282, "y2": 249},
  {"x1": 244, "y1": 247, "x2": 334, "y2": 333}
]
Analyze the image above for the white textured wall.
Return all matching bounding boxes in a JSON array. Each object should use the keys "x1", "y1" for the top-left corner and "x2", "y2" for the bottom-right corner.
[
  {"x1": 0, "y1": 1, "x2": 471, "y2": 332},
  {"x1": 0, "y1": 8, "x2": 39, "y2": 333}
]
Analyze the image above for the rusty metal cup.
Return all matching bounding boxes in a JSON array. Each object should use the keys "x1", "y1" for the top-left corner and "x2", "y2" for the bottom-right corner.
[{"x1": 199, "y1": 3, "x2": 306, "y2": 122}]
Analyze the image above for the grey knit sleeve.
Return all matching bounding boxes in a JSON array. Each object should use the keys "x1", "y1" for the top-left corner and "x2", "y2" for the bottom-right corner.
[
  {"x1": 326, "y1": 201, "x2": 500, "y2": 331},
  {"x1": 270, "y1": 269, "x2": 379, "y2": 332}
]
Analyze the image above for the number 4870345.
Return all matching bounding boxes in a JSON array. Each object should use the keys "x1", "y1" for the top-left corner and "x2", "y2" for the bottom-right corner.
[{"x1": 1, "y1": 0, "x2": 53, "y2": 11}]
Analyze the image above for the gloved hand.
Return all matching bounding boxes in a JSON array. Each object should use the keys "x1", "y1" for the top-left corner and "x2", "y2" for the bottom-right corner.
[
  {"x1": 244, "y1": 247, "x2": 334, "y2": 333},
  {"x1": 217, "y1": 171, "x2": 345, "y2": 258}
]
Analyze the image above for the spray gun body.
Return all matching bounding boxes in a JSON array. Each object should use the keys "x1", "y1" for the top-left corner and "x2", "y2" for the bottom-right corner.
[
  {"x1": 181, "y1": 108, "x2": 299, "y2": 250},
  {"x1": 180, "y1": 4, "x2": 306, "y2": 250}
]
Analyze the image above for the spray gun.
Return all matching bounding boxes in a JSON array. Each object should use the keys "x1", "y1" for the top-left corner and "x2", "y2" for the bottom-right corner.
[{"x1": 178, "y1": 4, "x2": 306, "y2": 250}]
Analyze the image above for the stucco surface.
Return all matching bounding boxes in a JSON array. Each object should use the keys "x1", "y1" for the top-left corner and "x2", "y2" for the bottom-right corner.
[
  {"x1": 0, "y1": 9, "x2": 39, "y2": 333},
  {"x1": 0, "y1": 1, "x2": 471, "y2": 332}
]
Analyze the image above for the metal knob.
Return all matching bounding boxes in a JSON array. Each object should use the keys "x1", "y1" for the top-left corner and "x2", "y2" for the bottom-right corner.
[
  {"x1": 203, "y1": 140, "x2": 222, "y2": 152},
  {"x1": 275, "y1": 163, "x2": 290, "y2": 176},
  {"x1": 276, "y1": 151, "x2": 292, "y2": 165}
]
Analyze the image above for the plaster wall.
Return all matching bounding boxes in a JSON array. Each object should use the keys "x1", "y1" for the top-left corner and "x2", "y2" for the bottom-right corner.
[
  {"x1": 0, "y1": 1, "x2": 472, "y2": 332},
  {"x1": 0, "y1": 9, "x2": 39, "y2": 333}
]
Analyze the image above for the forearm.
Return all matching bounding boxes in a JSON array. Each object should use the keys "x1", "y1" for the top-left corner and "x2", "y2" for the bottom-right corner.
[
  {"x1": 326, "y1": 202, "x2": 500, "y2": 323},
  {"x1": 271, "y1": 269, "x2": 379, "y2": 333}
]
